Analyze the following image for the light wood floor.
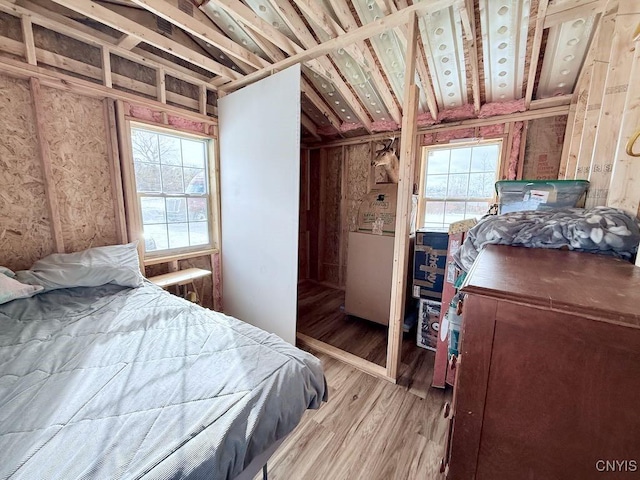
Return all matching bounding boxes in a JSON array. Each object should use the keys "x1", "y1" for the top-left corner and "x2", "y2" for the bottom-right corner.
[
  {"x1": 297, "y1": 280, "x2": 436, "y2": 398},
  {"x1": 256, "y1": 350, "x2": 450, "y2": 480}
]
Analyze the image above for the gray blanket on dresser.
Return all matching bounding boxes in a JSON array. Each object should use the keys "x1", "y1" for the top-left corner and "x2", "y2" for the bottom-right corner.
[
  {"x1": 0, "y1": 283, "x2": 326, "y2": 480},
  {"x1": 454, "y1": 206, "x2": 640, "y2": 272}
]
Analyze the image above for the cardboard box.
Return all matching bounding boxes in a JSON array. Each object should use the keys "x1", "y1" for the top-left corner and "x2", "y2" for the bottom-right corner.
[
  {"x1": 357, "y1": 184, "x2": 397, "y2": 236},
  {"x1": 412, "y1": 230, "x2": 448, "y2": 301},
  {"x1": 417, "y1": 299, "x2": 441, "y2": 351}
]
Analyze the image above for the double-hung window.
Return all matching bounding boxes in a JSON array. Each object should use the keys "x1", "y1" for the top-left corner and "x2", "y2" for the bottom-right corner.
[
  {"x1": 418, "y1": 141, "x2": 502, "y2": 230},
  {"x1": 130, "y1": 125, "x2": 213, "y2": 256}
]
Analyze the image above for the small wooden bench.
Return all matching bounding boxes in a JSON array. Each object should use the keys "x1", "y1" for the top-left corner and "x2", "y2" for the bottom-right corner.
[{"x1": 148, "y1": 267, "x2": 211, "y2": 288}]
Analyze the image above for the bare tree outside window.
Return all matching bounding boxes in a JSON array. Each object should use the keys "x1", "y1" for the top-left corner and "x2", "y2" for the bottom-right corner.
[
  {"x1": 420, "y1": 142, "x2": 501, "y2": 230},
  {"x1": 131, "y1": 127, "x2": 211, "y2": 254}
]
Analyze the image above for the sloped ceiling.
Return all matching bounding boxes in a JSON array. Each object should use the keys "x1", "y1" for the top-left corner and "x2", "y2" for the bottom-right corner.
[{"x1": 17, "y1": 0, "x2": 602, "y2": 140}]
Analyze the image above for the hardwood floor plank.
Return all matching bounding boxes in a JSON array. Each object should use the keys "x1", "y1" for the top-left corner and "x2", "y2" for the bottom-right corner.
[{"x1": 258, "y1": 350, "x2": 450, "y2": 480}]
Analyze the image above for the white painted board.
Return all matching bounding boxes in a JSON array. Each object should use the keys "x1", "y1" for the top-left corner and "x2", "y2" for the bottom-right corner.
[{"x1": 218, "y1": 65, "x2": 300, "y2": 345}]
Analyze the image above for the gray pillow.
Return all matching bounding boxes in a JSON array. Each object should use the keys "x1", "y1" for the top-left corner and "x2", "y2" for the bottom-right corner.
[{"x1": 16, "y1": 242, "x2": 144, "y2": 292}]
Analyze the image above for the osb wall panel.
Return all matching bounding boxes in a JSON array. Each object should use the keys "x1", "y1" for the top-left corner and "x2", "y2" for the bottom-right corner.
[
  {"x1": 522, "y1": 116, "x2": 567, "y2": 180},
  {"x1": 343, "y1": 142, "x2": 372, "y2": 284},
  {"x1": 40, "y1": 87, "x2": 118, "y2": 253},
  {"x1": 0, "y1": 74, "x2": 54, "y2": 270},
  {"x1": 321, "y1": 147, "x2": 342, "y2": 286}
]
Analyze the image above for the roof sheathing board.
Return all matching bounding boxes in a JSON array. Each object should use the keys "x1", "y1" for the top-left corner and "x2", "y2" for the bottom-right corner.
[
  {"x1": 352, "y1": 0, "x2": 428, "y2": 114},
  {"x1": 419, "y1": 5, "x2": 468, "y2": 110},
  {"x1": 479, "y1": 0, "x2": 531, "y2": 102},
  {"x1": 536, "y1": 13, "x2": 596, "y2": 98},
  {"x1": 298, "y1": 0, "x2": 391, "y2": 123}
]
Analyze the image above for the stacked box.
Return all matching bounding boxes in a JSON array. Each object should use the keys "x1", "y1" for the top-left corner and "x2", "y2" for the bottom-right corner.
[
  {"x1": 412, "y1": 230, "x2": 448, "y2": 301},
  {"x1": 417, "y1": 299, "x2": 441, "y2": 351}
]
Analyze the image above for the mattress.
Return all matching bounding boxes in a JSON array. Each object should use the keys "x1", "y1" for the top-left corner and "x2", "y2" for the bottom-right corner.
[{"x1": 0, "y1": 282, "x2": 326, "y2": 479}]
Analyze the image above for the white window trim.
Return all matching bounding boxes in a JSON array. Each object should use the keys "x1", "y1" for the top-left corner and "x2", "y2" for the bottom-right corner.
[
  {"x1": 124, "y1": 121, "x2": 220, "y2": 262},
  {"x1": 417, "y1": 139, "x2": 503, "y2": 230}
]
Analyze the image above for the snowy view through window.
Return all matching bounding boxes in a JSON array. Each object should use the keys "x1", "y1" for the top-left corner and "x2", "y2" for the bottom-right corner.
[{"x1": 131, "y1": 127, "x2": 210, "y2": 253}]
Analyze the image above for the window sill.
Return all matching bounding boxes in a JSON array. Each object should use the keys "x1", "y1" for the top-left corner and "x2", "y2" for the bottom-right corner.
[{"x1": 143, "y1": 248, "x2": 218, "y2": 266}]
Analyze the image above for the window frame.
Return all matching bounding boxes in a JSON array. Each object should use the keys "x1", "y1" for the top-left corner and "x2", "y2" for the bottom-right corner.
[
  {"x1": 124, "y1": 120, "x2": 219, "y2": 262},
  {"x1": 417, "y1": 139, "x2": 503, "y2": 230}
]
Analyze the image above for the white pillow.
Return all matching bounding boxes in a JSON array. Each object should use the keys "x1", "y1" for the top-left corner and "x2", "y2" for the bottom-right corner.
[
  {"x1": 16, "y1": 242, "x2": 144, "y2": 292},
  {"x1": 0, "y1": 274, "x2": 43, "y2": 304}
]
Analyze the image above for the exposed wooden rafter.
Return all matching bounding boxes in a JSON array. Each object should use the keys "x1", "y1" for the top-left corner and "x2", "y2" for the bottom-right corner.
[
  {"x1": 205, "y1": 0, "x2": 373, "y2": 132},
  {"x1": 458, "y1": 0, "x2": 481, "y2": 114},
  {"x1": 392, "y1": 0, "x2": 439, "y2": 120},
  {"x1": 544, "y1": 0, "x2": 605, "y2": 28},
  {"x1": 322, "y1": 0, "x2": 402, "y2": 124},
  {"x1": 0, "y1": 0, "x2": 217, "y2": 89},
  {"x1": 524, "y1": 0, "x2": 550, "y2": 108},
  {"x1": 48, "y1": 0, "x2": 242, "y2": 81},
  {"x1": 129, "y1": 0, "x2": 266, "y2": 71},
  {"x1": 115, "y1": 34, "x2": 140, "y2": 50},
  {"x1": 301, "y1": 113, "x2": 322, "y2": 141},
  {"x1": 221, "y1": 0, "x2": 454, "y2": 92}
]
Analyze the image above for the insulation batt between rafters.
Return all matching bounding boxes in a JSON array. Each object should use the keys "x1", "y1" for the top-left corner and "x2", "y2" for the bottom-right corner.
[
  {"x1": 508, "y1": 122, "x2": 524, "y2": 180},
  {"x1": 320, "y1": 101, "x2": 529, "y2": 135},
  {"x1": 478, "y1": 99, "x2": 526, "y2": 118}
]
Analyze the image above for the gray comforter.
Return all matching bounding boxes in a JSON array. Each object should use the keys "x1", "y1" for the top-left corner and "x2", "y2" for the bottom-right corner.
[
  {"x1": 454, "y1": 206, "x2": 640, "y2": 272},
  {"x1": 0, "y1": 283, "x2": 326, "y2": 480}
]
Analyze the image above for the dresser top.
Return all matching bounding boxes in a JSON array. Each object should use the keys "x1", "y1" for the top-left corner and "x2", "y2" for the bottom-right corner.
[{"x1": 461, "y1": 245, "x2": 640, "y2": 327}]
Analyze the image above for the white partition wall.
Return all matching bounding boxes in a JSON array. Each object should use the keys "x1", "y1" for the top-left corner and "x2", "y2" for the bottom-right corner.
[{"x1": 218, "y1": 65, "x2": 301, "y2": 345}]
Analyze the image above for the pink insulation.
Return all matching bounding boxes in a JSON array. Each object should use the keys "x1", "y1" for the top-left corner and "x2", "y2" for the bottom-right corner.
[
  {"x1": 167, "y1": 115, "x2": 206, "y2": 134},
  {"x1": 372, "y1": 120, "x2": 400, "y2": 132},
  {"x1": 339, "y1": 122, "x2": 363, "y2": 133},
  {"x1": 478, "y1": 124, "x2": 505, "y2": 137},
  {"x1": 416, "y1": 112, "x2": 437, "y2": 127},
  {"x1": 478, "y1": 99, "x2": 525, "y2": 118},
  {"x1": 436, "y1": 103, "x2": 476, "y2": 122},
  {"x1": 507, "y1": 121, "x2": 524, "y2": 180},
  {"x1": 128, "y1": 104, "x2": 163, "y2": 123}
]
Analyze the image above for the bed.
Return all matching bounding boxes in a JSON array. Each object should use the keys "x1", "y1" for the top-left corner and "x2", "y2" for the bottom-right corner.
[{"x1": 0, "y1": 278, "x2": 326, "y2": 479}]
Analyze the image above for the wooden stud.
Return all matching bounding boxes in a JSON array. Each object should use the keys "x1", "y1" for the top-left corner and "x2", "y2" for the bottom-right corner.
[
  {"x1": 386, "y1": 13, "x2": 420, "y2": 380},
  {"x1": 338, "y1": 145, "x2": 347, "y2": 287},
  {"x1": 156, "y1": 67, "x2": 166, "y2": 104},
  {"x1": 103, "y1": 98, "x2": 128, "y2": 244},
  {"x1": 517, "y1": 120, "x2": 529, "y2": 180},
  {"x1": 318, "y1": 148, "x2": 327, "y2": 282},
  {"x1": 199, "y1": 84, "x2": 207, "y2": 116},
  {"x1": 29, "y1": 77, "x2": 64, "y2": 253},
  {"x1": 0, "y1": 0, "x2": 217, "y2": 90},
  {"x1": 21, "y1": 16, "x2": 36, "y2": 65},
  {"x1": 505, "y1": 122, "x2": 515, "y2": 179},
  {"x1": 0, "y1": 33, "x2": 207, "y2": 111},
  {"x1": 587, "y1": 3, "x2": 639, "y2": 207},
  {"x1": 524, "y1": 0, "x2": 550, "y2": 108},
  {"x1": 114, "y1": 100, "x2": 144, "y2": 272},
  {"x1": 301, "y1": 113, "x2": 322, "y2": 142},
  {"x1": 220, "y1": 0, "x2": 455, "y2": 92},
  {"x1": 0, "y1": 55, "x2": 216, "y2": 125},
  {"x1": 101, "y1": 46, "x2": 112, "y2": 88},
  {"x1": 49, "y1": 0, "x2": 242, "y2": 81}
]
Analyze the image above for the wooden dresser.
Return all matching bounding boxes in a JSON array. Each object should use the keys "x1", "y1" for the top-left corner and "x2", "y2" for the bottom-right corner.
[{"x1": 444, "y1": 245, "x2": 640, "y2": 480}]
